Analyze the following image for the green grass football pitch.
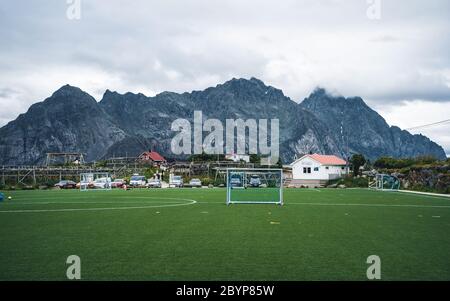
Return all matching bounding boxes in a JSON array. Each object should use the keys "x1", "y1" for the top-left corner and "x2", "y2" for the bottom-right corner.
[{"x1": 0, "y1": 188, "x2": 449, "y2": 281}]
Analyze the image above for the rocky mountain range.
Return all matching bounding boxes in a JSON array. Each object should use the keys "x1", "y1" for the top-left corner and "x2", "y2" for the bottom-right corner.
[{"x1": 0, "y1": 78, "x2": 446, "y2": 165}]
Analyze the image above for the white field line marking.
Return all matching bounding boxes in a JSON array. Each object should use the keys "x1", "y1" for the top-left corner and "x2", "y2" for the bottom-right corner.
[
  {"x1": 3, "y1": 195, "x2": 179, "y2": 201},
  {"x1": 2, "y1": 196, "x2": 193, "y2": 203},
  {"x1": 397, "y1": 190, "x2": 450, "y2": 198},
  {"x1": 296, "y1": 189, "x2": 322, "y2": 192},
  {"x1": 287, "y1": 202, "x2": 450, "y2": 209},
  {"x1": 363, "y1": 188, "x2": 450, "y2": 201},
  {"x1": 4, "y1": 201, "x2": 185, "y2": 205},
  {"x1": 285, "y1": 189, "x2": 321, "y2": 192},
  {"x1": 195, "y1": 201, "x2": 450, "y2": 209},
  {"x1": 0, "y1": 198, "x2": 197, "y2": 213}
]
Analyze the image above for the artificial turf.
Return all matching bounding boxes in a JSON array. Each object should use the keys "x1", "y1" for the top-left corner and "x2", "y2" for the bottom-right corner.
[{"x1": 0, "y1": 188, "x2": 449, "y2": 280}]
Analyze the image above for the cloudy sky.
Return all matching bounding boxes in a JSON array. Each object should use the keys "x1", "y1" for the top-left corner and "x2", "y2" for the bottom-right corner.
[{"x1": 1, "y1": 0, "x2": 449, "y2": 154}]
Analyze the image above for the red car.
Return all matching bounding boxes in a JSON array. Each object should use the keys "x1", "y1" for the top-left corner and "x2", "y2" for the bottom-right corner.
[{"x1": 111, "y1": 179, "x2": 127, "y2": 188}]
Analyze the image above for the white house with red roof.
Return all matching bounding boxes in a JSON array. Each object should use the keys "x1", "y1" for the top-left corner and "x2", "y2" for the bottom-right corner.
[
  {"x1": 138, "y1": 150, "x2": 167, "y2": 165},
  {"x1": 290, "y1": 153, "x2": 348, "y2": 183}
]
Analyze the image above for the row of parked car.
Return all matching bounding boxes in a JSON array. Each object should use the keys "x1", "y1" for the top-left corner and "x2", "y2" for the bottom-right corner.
[
  {"x1": 130, "y1": 175, "x2": 202, "y2": 188},
  {"x1": 54, "y1": 175, "x2": 203, "y2": 189},
  {"x1": 54, "y1": 178, "x2": 121, "y2": 189},
  {"x1": 54, "y1": 177, "x2": 161, "y2": 189},
  {"x1": 128, "y1": 175, "x2": 162, "y2": 188},
  {"x1": 229, "y1": 174, "x2": 262, "y2": 187},
  {"x1": 168, "y1": 176, "x2": 203, "y2": 188}
]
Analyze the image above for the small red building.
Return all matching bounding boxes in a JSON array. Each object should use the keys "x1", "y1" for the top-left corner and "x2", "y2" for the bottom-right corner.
[{"x1": 138, "y1": 151, "x2": 166, "y2": 165}]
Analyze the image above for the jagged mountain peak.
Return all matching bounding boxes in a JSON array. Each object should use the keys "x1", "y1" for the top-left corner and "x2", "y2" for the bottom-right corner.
[
  {"x1": 51, "y1": 84, "x2": 90, "y2": 99},
  {"x1": 223, "y1": 77, "x2": 273, "y2": 90},
  {"x1": 0, "y1": 78, "x2": 446, "y2": 165},
  {"x1": 101, "y1": 89, "x2": 150, "y2": 106},
  {"x1": 309, "y1": 87, "x2": 328, "y2": 97},
  {"x1": 103, "y1": 89, "x2": 148, "y2": 98},
  {"x1": 305, "y1": 87, "x2": 360, "y2": 102},
  {"x1": 299, "y1": 90, "x2": 445, "y2": 160},
  {"x1": 208, "y1": 77, "x2": 287, "y2": 102},
  {"x1": 103, "y1": 89, "x2": 118, "y2": 96}
]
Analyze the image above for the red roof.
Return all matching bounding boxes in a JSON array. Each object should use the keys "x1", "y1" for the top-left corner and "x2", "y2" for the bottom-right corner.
[
  {"x1": 308, "y1": 154, "x2": 347, "y2": 165},
  {"x1": 140, "y1": 151, "x2": 166, "y2": 162}
]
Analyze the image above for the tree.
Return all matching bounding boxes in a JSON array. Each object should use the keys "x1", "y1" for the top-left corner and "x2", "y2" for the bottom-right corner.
[
  {"x1": 250, "y1": 154, "x2": 261, "y2": 164},
  {"x1": 188, "y1": 152, "x2": 225, "y2": 162},
  {"x1": 350, "y1": 154, "x2": 366, "y2": 177},
  {"x1": 276, "y1": 157, "x2": 283, "y2": 168},
  {"x1": 144, "y1": 167, "x2": 157, "y2": 179}
]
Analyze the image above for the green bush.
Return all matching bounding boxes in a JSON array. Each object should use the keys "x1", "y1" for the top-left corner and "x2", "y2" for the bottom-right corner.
[
  {"x1": 189, "y1": 153, "x2": 226, "y2": 162},
  {"x1": 374, "y1": 156, "x2": 439, "y2": 169},
  {"x1": 214, "y1": 178, "x2": 226, "y2": 187},
  {"x1": 143, "y1": 167, "x2": 157, "y2": 179},
  {"x1": 333, "y1": 176, "x2": 368, "y2": 188},
  {"x1": 44, "y1": 179, "x2": 59, "y2": 187},
  {"x1": 200, "y1": 177, "x2": 213, "y2": 186}
]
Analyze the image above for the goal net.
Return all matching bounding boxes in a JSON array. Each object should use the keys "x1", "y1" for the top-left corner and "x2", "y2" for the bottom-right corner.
[
  {"x1": 368, "y1": 174, "x2": 400, "y2": 191},
  {"x1": 226, "y1": 168, "x2": 283, "y2": 205},
  {"x1": 79, "y1": 172, "x2": 112, "y2": 191}
]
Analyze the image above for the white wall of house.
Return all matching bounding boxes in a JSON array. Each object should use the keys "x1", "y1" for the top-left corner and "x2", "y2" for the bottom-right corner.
[{"x1": 291, "y1": 156, "x2": 347, "y2": 180}]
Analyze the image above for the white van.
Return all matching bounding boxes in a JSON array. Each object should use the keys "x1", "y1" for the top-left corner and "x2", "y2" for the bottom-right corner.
[
  {"x1": 169, "y1": 175, "x2": 184, "y2": 188},
  {"x1": 129, "y1": 175, "x2": 147, "y2": 187}
]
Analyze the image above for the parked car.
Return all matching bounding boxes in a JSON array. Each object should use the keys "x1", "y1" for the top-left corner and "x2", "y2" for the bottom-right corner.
[
  {"x1": 55, "y1": 180, "x2": 77, "y2": 189},
  {"x1": 147, "y1": 179, "x2": 162, "y2": 188},
  {"x1": 229, "y1": 175, "x2": 242, "y2": 187},
  {"x1": 249, "y1": 175, "x2": 261, "y2": 187},
  {"x1": 129, "y1": 175, "x2": 147, "y2": 187},
  {"x1": 76, "y1": 181, "x2": 94, "y2": 189},
  {"x1": 111, "y1": 179, "x2": 126, "y2": 188},
  {"x1": 169, "y1": 175, "x2": 184, "y2": 188},
  {"x1": 93, "y1": 177, "x2": 111, "y2": 189},
  {"x1": 189, "y1": 178, "x2": 202, "y2": 188}
]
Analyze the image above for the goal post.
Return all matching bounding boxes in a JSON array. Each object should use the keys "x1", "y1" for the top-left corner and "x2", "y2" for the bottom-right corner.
[
  {"x1": 79, "y1": 172, "x2": 112, "y2": 191},
  {"x1": 368, "y1": 174, "x2": 400, "y2": 191},
  {"x1": 226, "y1": 168, "x2": 283, "y2": 205}
]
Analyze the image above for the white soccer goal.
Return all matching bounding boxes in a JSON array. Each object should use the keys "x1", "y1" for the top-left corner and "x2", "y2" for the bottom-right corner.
[
  {"x1": 226, "y1": 168, "x2": 283, "y2": 205},
  {"x1": 79, "y1": 172, "x2": 112, "y2": 191},
  {"x1": 368, "y1": 174, "x2": 400, "y2": 191}
]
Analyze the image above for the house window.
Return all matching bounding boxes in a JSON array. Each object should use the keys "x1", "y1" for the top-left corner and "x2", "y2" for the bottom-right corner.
[
  {"x1": 341, "y1": 167, "x2": 345, "y2": 170},
  {"x1": 303, "y1": 167, "x2": 312, "y2": 174},
  {"x1": 314, "y1": 167, "x2": 319, "y2": 172},
  {"x1": 325, "y1": 166, "x2": 329, "y2": 170}
]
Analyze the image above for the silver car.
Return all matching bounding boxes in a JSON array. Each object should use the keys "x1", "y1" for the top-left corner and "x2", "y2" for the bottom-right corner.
[
  {"x1": 147, "y1": 179, "x2": 162, "y2": 188},
  {"x1": 249, "y1": 175, "x2": 261, "y2": 187},
  {"x1": 189, "y1": 178, "x2": 202, "y2": 187}
]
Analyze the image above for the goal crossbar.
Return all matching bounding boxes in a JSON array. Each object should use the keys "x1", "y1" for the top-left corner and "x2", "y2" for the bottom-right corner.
[{"x1": 226, "y1": 168, "x2": 283, "y2": 205}]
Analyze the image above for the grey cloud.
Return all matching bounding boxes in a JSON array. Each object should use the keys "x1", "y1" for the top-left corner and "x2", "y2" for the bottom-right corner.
[{"x1": 0, "y1": 0, "x2": 449, "y2": 152}]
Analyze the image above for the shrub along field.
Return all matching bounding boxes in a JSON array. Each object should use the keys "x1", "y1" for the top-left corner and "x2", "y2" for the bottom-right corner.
[
  {"x1": 373, "y1": 157, "x2": 450, "y2": 194},
  {"x1": 0, "y1": 188, "x2": 449, "y2": 280}
]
